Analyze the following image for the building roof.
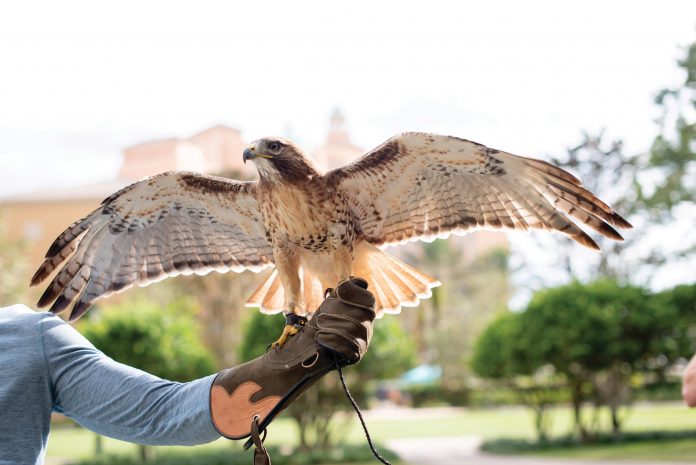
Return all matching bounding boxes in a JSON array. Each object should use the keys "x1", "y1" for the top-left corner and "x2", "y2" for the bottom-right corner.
[{"x1": 0, "y1": 179, "x2": 132, "y2": 204}]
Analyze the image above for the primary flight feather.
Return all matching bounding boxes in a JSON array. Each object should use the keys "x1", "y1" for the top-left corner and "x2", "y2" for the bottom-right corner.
[{"x1": 31, "y1": 132, "x2": 632, "y2": 327}]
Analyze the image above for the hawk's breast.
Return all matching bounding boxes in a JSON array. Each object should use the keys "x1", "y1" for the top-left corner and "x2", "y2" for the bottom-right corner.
[{"x1": 260, "y1": 182, "x2": 352, "y2": 253}]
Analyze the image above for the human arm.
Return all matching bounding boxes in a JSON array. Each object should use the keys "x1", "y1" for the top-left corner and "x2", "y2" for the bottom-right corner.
[
  {"x1": 41, "y1": 277, "x2": 375, "y2": 446},
  {"x1": 682, "y1": 354, "x2": 696, "y2": 407},
  {"x1": 42, "y1": 316, "x2": 219, "y2": 446}
]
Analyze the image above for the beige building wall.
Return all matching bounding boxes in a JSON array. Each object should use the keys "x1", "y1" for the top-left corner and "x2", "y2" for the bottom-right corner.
[
  {"x1": 120, "y1": 139, "x2": 206, "y2": 180},
  {"x1": 2, "y1": 199, "x2": 101, "y2": 278},
  {"x1": 188, "y1": 125, "x2": 253, "y2": 177}
]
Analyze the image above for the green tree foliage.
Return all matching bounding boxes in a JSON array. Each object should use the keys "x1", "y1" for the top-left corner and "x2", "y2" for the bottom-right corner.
[
  {"x1": 654, "y1": 283, "x2": 696, "y2": 358},
  {"x1": 471, "y1": 312, "x2": 523, "y2": 379},
  {"x1": 648, "y1": 41, "x2": 696, "y2": 215},
  {"x1": 521, "y1": 280, "x2": 670, "y2": 438},
  {"x1": 472, "y1": 312, "x2": 561, "y2": 440},
  {"x1": 79, "y1": 296, "x2": 216, "y2": 461},
  {"x1": 514, "y1": 40, "x2": 696, "y2": 290},
  {"x1": 402, "y1": 241, "x2": 509, "y2": 392},
  {"x1": 238, "y1": 310, "x2": 285, "y2": 360},
  {"x1": 0, "y1": 211, "x2": 28, "y2": 306},
  {"x1": 80, "y1": 297, "x2": 216, "y2": 382},
  {"x1": 472, "y1": 280, "x2": 687, "y2": 442},
  {"x1": 237, "y1": 310, "x2": 416, "y2": 450}
]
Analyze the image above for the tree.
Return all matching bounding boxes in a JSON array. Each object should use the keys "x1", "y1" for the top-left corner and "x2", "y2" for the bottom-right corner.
[
  {"x1": 80, "y1": 296, "x2": 216, "y2": 461},
  {"x1": 519, "y1": 280, "x2": 672, "y2": 439},
  {"x1": 402, "y1": 241, "x2": 510, "y2": 393},
  {"x1": 647, "y1": 41, "x2": 696, "y2": 218},
  {"x1": 471, "y1": 312, "x2": 561, "y2": 441},
  {"x1": 238, "y1": 309, "x2": 416, "y2": 450},
  {"x1": 0, "y1": 211, "x2": 28, "y2": 306},
  {"x1": 654, "y1": 283, "x2": 696, "y2": 360},
  {"x1": 474, "y1": 280, "x2": 687, "y2": 442},
  {"x1": 512, "y1": 39, "x2": 696, "y2": 294}
]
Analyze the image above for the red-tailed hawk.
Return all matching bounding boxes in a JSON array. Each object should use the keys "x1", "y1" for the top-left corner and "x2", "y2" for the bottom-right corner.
[{"x1": 31, "y1": 133, "x2": 631, "y2": 345}]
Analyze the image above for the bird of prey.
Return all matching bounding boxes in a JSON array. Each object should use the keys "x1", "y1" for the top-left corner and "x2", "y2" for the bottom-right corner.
[{"x1": 31, "y1": 132, "x2": 632, "y2": 346}]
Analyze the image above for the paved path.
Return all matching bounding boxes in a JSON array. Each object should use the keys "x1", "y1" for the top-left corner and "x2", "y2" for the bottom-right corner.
[{"x1": 386, "y1": 436, "x2": 686, "y2": 465}]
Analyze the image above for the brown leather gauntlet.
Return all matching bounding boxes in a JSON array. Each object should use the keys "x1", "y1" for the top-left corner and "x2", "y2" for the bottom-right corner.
[{"x1": 209, "y1": 278, "x2": 375, "y2": 440}]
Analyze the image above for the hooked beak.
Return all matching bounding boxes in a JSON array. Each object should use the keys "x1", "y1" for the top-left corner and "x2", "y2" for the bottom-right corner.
[
  {"x1": 242, "y1": 144, "x2": 273, "y2": 164},
  {"x1": 243, "y1": 146, "x2": 255, "y2": 164}
]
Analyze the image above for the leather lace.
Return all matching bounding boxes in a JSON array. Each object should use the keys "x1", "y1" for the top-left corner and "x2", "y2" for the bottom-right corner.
[{"x1": 333, "y1": 352, "x2": 392, "y2": 465}]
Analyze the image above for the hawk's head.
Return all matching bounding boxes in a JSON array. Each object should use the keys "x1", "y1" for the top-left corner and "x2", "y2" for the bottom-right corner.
[{"x1": 243, "y1": 137, "x2": 318, "y2": 182}]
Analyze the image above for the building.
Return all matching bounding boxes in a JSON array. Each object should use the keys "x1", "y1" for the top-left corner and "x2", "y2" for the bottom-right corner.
[{"x1": 312, "y1": 109, "x2": 364, "y2": 171}]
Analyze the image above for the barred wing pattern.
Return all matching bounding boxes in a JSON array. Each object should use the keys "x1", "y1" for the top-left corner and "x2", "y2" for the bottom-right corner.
[
  {"x1": 328, "y1": 133, "x2": 631, "y2": 249},
  {"x1": 30, "y1": 172, "x2": 274, "y2": 321}
]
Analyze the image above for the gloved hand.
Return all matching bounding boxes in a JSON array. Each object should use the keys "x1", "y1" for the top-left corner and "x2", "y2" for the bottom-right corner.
[{"x1": 209, "y1": 277, "x2": 375, "y2": 440}]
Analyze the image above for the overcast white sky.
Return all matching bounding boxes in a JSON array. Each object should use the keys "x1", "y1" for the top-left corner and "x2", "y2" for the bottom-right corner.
[
  {"x1": 0, "y1": 1, "x2": 694, "y2": 197},
  {"x1": 0, "y1": 1, "x2": 694, "y2": 298}
]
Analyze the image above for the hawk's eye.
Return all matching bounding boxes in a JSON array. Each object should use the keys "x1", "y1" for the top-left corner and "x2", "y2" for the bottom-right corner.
[{"x1": 268, "y1": 142, "x2": 281, "y2": 152}]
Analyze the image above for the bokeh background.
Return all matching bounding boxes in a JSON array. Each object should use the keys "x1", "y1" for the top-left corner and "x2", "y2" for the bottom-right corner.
[{"x1": 1, "y1": 2, "x2": 695, "y2": 464}]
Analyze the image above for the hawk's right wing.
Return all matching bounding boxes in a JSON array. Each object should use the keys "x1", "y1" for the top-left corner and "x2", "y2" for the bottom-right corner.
[
  {"x1": 31, "y1": 172, "x2": 274, "y2": 321},
  {"x1": 327, "y1": 132, "x2": 631, "y2": 249}
]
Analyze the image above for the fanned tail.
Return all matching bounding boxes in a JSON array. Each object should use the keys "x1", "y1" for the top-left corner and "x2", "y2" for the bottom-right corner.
[
  {"x1": 245, "y1": 242, "x2": 440, "y2": 317},
  {"x1": 353, "y1": 243, "x2": 440, "y2": 317},
  {"x1": 245, "y1": 267, "x2": 324, "y2": 315}
]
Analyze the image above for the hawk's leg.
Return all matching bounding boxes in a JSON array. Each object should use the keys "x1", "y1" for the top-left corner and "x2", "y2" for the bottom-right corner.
[
  {"x1": 271, "y1": 313, "x2": 308, "y2": 349},
  {"x1": 271, "y1": 245, "x2": 304, "y2": 349},
  {"x1": 331, "y1": 235, "x2": 354, "y2": 283}
]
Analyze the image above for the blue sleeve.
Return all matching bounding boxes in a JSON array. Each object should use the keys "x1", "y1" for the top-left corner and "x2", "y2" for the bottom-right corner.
[{"x1": 41, "y1": 315, "x2": 220, "y2": 446}]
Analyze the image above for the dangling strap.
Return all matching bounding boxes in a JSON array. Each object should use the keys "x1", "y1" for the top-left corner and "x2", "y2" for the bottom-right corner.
[
  {"x1": 251, "y1": 417, "x2": 271, "y2": 465},
  {"x1": 333, "y1": 352, "x2": 392, "y2": 465}
]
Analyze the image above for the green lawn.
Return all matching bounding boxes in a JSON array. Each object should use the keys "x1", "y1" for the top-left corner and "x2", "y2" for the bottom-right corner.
[
  {"x1": 527, "y1": 438, "x2": 696, "y2": 462},
  {"x1": 46, "y1": 402, "x2": 696, "y2": 463}
]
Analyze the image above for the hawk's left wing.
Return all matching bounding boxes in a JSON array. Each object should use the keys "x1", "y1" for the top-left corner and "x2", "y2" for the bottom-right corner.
[
  {"x1": 326, "y1": 132, "x2": 631, "y2": 249},
  {"x1": 31, "y1": 172, "x2": 273, "y2": 321}
]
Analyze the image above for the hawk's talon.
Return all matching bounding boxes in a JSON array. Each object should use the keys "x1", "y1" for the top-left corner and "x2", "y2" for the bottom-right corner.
[{"x1": 271, "y1": 324, "x2": 301, "y2": 349}]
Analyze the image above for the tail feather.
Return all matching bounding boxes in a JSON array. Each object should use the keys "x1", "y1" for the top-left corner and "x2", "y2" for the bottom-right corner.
[
  {"x1": 245, "y1": 243, "x2": 440, "y2": 317},
  {"x1": 246, "y1": 267, "x2": 325, "y2": 314},
  {"x1": 361, "y1": 248, "x2": 440, "y2": 315},
  {"x1": 246, "y1": 269, "x2": 284, "y2": 314},
  {"x1": 370, "y1": 267, "x2": 402, "y2": 312}
]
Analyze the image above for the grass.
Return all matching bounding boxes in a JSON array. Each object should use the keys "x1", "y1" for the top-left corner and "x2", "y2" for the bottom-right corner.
[
  {"x1": 69, "y1": 444, "x2": 400, "y2": 465},
  {"x1": 528, "y1": 437, "x2": 696, "y2": 462},
  {"x1": 46, "y1": 402, "x2": 696, "y2": 463}
]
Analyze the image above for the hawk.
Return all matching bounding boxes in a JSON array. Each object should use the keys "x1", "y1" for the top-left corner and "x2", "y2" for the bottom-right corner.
[{"x1": 31, "y1": 132, "x2": 632, "y2": 346}]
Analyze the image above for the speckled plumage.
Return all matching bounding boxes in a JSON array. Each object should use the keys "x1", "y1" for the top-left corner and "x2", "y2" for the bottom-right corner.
[{"x1": 31, "y1": 132, "x2": 631, "y2": 320}]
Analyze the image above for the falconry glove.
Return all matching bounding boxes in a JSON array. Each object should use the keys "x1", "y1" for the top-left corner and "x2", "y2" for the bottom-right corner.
[{"x1": 209, "y1": 277, "x2": 375, "y2": 441}]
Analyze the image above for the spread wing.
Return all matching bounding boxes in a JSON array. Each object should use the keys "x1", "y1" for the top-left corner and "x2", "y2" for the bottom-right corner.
[
  {"x1": 327, "y1": 132, "x2": 632, "y2": 249},
  {"x1": 31, "y1": 171, "x2": 274, "y2": 321}
]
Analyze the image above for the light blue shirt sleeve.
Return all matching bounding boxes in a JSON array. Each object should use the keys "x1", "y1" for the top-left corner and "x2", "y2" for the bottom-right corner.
[{"x1": 42, "y1": 313, "x2": 221, "y2": 446}]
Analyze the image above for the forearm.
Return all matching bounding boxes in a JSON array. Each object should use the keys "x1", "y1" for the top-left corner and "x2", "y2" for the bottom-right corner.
[
  {"x1": 56, "y1": 372, "x2": 219, "y2": 446},
  {"x1": 42, "y1": 316, "x2": 220, "y2": 445},
  {"x1": 683, "y1": 354, "x2": 696, "y2": 407}
]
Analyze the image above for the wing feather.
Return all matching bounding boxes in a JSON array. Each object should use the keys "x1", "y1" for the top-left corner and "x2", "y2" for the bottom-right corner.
[
  {"x1": 326, "y1": 132, "x2": 631, "y2": 249},
  {"x1": 31, "y1": 171, "x2": 273, "y2": 320}
]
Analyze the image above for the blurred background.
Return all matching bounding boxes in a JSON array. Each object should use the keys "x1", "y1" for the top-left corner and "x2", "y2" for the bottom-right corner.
[{"x1": 1, "y1": 1, "x2": 695, "y2": 464}]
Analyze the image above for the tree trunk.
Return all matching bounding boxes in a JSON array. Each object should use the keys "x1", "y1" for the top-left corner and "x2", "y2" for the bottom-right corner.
[
  {"x1": 94, "y1": 433, "x2": 103, "y2": 456},
  {"x1": 570, "y1": 383, "x2": 589, "y2": 442},
  {"x1": 611, "y1": 404, "x2": 621, "y2": 436},
  {"x1": 534, "y1": 405, "x2": 549, "y2": 442},
  {"x1": 139, "y1": 444, "x2": 155, "y2": 462}
]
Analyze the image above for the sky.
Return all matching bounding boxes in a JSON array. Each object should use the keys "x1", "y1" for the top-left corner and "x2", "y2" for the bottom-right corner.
[
  {"x1": 0, "y1": 1, "x2": 694, "y2": 299},
  {"x1": 0, "y1": 1, "x2": 694, "y2": 197}
]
